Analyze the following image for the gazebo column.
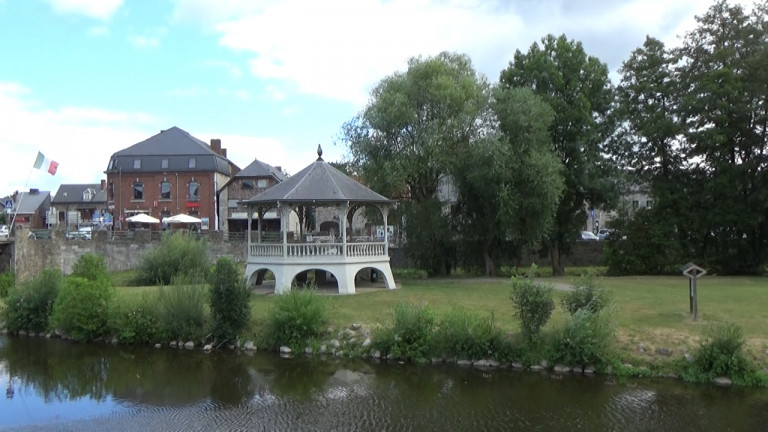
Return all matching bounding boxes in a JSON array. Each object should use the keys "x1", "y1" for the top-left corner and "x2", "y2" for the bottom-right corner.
[
  {"x1": 247, "y1": 205, "x2": 252, "y2": 255},
  {"x1": 279, "y1": 202, "x2": 288, "y2": 257},
  {"x1": 380, "y1": 204, "x2": 390, "y2": 255},
  {"x1": 339, "y1": 201, "x2": 349, "y2": 256}
]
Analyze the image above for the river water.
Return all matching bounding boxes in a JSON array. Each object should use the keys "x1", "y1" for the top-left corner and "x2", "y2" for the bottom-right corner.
[{"x1": 1, "y1": 334, "x2": 767, "y2": 431}]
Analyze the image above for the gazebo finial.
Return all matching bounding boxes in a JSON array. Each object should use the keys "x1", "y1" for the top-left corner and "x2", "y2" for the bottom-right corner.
[{"x1": 317, "y1": 144, "x2": 323, "y2": 161}]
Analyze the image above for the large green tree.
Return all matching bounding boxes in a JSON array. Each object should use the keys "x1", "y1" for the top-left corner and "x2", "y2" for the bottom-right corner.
[
  {"x1": 675, "y1": 0, "x2": 768, "y2": 273},
  {"x1": 342, "y1": 52, "x2": 490, "y2": 275},
  {"x1": 499, "y1": 35, "x2": 617, "y2": 275},
  {"x1": 453, "y1": 88, "x2": 563, "y2": 276}
]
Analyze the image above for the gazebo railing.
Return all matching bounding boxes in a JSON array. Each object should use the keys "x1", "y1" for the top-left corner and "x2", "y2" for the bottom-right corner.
[{"x1": 249, "y1": 241, "x2": 386, "y2": 259}]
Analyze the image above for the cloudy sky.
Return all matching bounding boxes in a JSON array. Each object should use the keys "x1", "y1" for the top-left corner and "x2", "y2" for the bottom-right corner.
[{"x1": 0, "y1": 0, "x2": 757, "y2": 199}]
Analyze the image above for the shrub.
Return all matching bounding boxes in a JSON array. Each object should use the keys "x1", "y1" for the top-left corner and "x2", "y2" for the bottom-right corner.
[
  {"x1": 433, "y1": 306, "x2": 505, "y2": 360},
  {"x1": 157, "y1": 278, "x2": 208, "y2": 342},
  {"x1": 263, "y1": 287, "x2": 328, "y2": 351},
  {"x1": 373, "y1": 302, "x2": 435, "y2": 361},
  {"x1": 4, "y1": 269, "x2": 62, "y2": 333},
  {"x1": 551, "y1": 308, "x2": 616, "y2": 367},
  {"x1": 510, "y1": 275, "x2": 554, "y2": 342},
  {"x1": 0, "y1": 270, "x2": 14, "y2": 299},
  {"x1": 209, "y1": 257, "x2": 251, "y2": 344},
  {"x1": 684, "y1": 322, "x2": 764, "y2": 385},
  {"x1": 134, "y1": 232, "x2": 210, "y2": 286},
  {"x1": 109, "y1": 294, "x2": 162, "y2": 344},
  {"x1": 560, "y1": 271, "x2": 609, "y2": 316},
  {"x1": 51, "y1": 276, "x2": 114, "y2": 342},
  {"x1": 71, "y1": 253, "x2": 110, "y2": 282}
]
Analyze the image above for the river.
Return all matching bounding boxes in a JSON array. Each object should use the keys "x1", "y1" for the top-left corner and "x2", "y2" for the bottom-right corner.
[{"x1": 1, "y1": 335, "x2": 767, "y2": 431}]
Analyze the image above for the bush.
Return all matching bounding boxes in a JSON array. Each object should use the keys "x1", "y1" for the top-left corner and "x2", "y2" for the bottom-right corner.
[
  {"x1": 263, "y1": 287, "x2": 328, "y2": 351},
  {"x1": 109, "y1": 294, "x2": 162, "y2": 344},
  {"x1": 433, "y1": 306, "x2": 505, "y2": 360},
  {"x1": 0, "y1": 270, "x2": 14, "y2": 299},
  {"x1": 4, "y1": 269, "x2": 62, "y2": 333},
  {"x1": 209, "y1": 257, "x2": 251, "y2": 344},
  {"x1": 134, "y1": 232, "x2": 210, "y2": 286},
  {"x1": 560, "y1": 271, "x2": 609, "y2": 316},
  {"x1": 551, "y1": 308, "x2": 616, "y2": 367},
  {"x1": 373, "y1": 302, "x2": 435, "y2": 361},
  {"x1": 51, "y1": 276, "x2": 114, "y2": 342},
  {"x1": 510, "y1": 274, "x2": 554, "y2": 342},
  {"x1": 157, "y1": 278, "x2": 208, "y2": 342},
  {"x1": 71, "y1": 253, "x2": 110, "y2": 282},
  {"x1": 684, "y1": 322, "x2": 765, "y2": 385}
]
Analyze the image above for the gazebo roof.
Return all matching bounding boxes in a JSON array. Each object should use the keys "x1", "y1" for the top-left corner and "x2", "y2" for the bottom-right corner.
[{"x1": 243, "y1": 145, "x2": 393, "y2": 205}]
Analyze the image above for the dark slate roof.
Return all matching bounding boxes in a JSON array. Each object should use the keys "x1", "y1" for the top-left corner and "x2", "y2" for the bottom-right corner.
[
  {"x1": 105, "y1": 126, "x2": 233, "y2": 175},
  {"x1": 235, "y1": 158, "x2": 286, "y2": 181},
  {"x1": 14, "y1": 191, "x2": 51, "y2": 214},
  {"x1": 52, "y1": 184, "x2": 107, "y2": 204},
  {"x1": 244, "y1": 153, "x2": 393, "y2": 205}
]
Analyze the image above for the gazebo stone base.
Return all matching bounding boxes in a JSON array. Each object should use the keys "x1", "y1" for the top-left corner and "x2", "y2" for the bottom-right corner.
[{"x1": 245, "y1": 260, "x2": 396, "y2": 295}]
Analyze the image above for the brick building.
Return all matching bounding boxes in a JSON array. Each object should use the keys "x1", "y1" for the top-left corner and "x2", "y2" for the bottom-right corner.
[{"x1": 104, "y1": 127, "x2": 238, "y2": 230}]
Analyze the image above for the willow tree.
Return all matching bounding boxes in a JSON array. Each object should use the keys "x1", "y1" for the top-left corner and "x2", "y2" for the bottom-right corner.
[
  {"x1": 342, "y1": 52, "x2": 489, "y2": 275},
  {"x1": 499, "y1": 35, "x2": 617, "y2": 275},
  {"x1": 453, "y1": 87, "x2": 563, "y2": 276}
]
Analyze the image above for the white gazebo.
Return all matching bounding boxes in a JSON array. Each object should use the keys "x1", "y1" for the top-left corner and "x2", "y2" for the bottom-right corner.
[{"x1": 243, "y1": 145, "x2": 397, "y2": 295}]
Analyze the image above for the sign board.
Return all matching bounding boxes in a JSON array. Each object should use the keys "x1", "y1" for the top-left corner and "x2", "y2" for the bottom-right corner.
[{"x1": 4, "y1": 200, "x2": 12, "y2": 211}]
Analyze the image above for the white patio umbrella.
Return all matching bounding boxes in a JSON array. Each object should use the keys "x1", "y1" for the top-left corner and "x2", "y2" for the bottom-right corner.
[
  {"x1": 126, "y1": 213, "x2": 160, "y2": 224},
  {"x1": 163, "y1": 214, "x2": 202, "y2": 224}
]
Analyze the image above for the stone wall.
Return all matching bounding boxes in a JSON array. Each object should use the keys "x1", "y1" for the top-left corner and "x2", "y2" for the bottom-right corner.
[{"x1": 13, "y1": 227, "x2": 246, "y2": 282}]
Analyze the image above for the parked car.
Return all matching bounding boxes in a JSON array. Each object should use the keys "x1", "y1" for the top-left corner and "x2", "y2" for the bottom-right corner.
[
  {"x1": 580, "y1": 230, "x2": 600, "y2": 241},
  {"x1": 0, "y1": 225, "x2": 9, "y2": 240},
  {"x1": 597, "y1": 228, "x2": 614, "y2": 240},
  {"x1": 66, "y1": 226, "x2": 92, "y2": 240}
]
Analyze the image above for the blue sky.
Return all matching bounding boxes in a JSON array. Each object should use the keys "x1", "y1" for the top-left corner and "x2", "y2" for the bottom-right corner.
[{"x1": 0, "y1": 0, "x2": 757, "y2": 199}]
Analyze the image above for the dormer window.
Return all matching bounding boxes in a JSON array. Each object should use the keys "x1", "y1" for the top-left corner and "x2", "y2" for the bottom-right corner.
[
  {"x1": 188, "y1": 158, "x2": 196, "y2": 169},
  {"x1": 134, "y1": 159, "x2": 141, "y2": 169},
  {"x1": 242, "y1": 180, "x2": 254, "y2": 189},
  {"x1": 257, "y1": 179, "x2": 268, "y2": 188},
  {"x1": 82, "y1": 188, "x2": 95, "y2": 201},
  {"x1": 162, "y1": 159, "x2": 169, "y2": 169}
]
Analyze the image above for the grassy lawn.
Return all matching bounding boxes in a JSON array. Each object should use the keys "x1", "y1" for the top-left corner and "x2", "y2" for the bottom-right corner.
[{"x1": 112, "y1": 272, "x2": 768, "y2": 368}]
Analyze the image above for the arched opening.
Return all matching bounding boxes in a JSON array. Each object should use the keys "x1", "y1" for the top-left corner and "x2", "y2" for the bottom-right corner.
[
  {"x1": 290, "y1": 268, "x2": 340, "y2": 292},
  {"x1": 354, "y1": 266, "x2": 389, "y2": 290},
  {"x1": 247, "y1": 268, "x2": 275, "y2": 288}
]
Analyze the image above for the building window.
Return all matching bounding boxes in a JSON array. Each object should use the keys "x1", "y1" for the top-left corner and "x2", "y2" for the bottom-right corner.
[
  {"x1": 108, "y1": 182, "x2": 114, "y2": 200},
  {"x1": 257, "y1": 179, "x2": 268, "y2": 188},
  {"x1": 133, "y1": 182, "x2": 144, "y2": 200},
  {"x1": 133, "y1": 159, "x2": 141, "y2": 169},
  {"x1": 108, "y1": 159, "x2": 115, "y2": 170},
  {"x1": 242, "y1": 179, "x2": 254, "y2": 189},
  {"x1": 632, "y1": 200, "x2": 639, "y2": 209},
  {"x1": 189, "y1": 158, "x2": 196, "y2": 169},
  {"x1": 160, "y1": 181, "x2": 171, "y2": 200},
  {"x1": 646, "y1": 200, "x2": 653, "y2": 209},
  {"x1": 82, "y1": 188, "x2": 95, "y2": 201},
  {"x1": 188, "y1": 181, "x2": 199, "y2": 200},
  {"x1": 162, "y1": 159, "x2": 169, "y2": 169}
]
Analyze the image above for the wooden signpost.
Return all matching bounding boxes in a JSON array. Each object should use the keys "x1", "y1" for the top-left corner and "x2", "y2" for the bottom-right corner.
[{"x1": 680, "y1": 262, "x2": 706, "y2": 321}]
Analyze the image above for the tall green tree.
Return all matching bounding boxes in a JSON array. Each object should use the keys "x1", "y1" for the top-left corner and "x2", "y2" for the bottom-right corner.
[
  {"x1": 499, "y1": 35, "x2": 617, "y2": 275},
  {"x1": 675, "y1": 0, "x2": 768, "y2": 273},
  {"x1": 342, "y1": 52, "x2": 490, "y2": 275},
  {"x1": 453, "y1": 88, "x2": 563, "y2": 276}
]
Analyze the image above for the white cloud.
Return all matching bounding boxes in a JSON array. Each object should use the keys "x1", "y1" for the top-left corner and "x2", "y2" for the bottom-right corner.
[
  {"x1": 44, "y1": 0, "x2": 123, "y2": 21},
  {"x1": 172, "y1": 0, "x2": 760, "y2": 104},
  {"x1": 205, "y1": 60, "x2": 244, "y2": 79},
  {"x1": 0, "y1": 82, "x2": 156, "y2": 198}
]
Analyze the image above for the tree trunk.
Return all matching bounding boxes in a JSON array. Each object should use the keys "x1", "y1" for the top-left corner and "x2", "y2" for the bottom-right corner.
[
  {"x1": 550, "y1": 244, "x2": 564, "y2": 276},
  {"x1": 483, "y1": 237, "x2": 496, "y2": 276}
]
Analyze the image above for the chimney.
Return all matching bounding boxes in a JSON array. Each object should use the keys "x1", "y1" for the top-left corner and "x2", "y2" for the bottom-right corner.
[
  {"x1": 222, "y1": 148, "x2": 227, "y2": 158},
  {"x1": 210, "y1": 139, "x2": 222, "y2": 155},
  {"x1": 100, "y1": 179, "x2": 106, "y2": 191},
  {"x1": 30, "y1": 188, "x2": 39, "y2": 194}
]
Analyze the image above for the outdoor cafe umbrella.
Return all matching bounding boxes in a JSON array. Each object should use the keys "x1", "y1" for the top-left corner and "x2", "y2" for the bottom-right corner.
[
  {"x1": 125, "y1": 213, "x2": 160, "y2": 224},
  {"x1": 162, "y1": 214, "x2": 202, "y2": 224}
]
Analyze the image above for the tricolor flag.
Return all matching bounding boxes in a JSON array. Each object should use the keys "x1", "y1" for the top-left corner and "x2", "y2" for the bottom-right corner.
[{"x1": 33, "y1": 151, "x2": 59, "y2": 175}]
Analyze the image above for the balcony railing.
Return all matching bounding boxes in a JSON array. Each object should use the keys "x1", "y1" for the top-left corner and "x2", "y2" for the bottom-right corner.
[{"x1": 249, "y1": 241, "x2": 387, "y2": 259}]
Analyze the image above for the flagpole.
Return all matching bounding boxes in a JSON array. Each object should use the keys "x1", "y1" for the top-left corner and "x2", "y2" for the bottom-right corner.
[{"x1": 9, "y1": 165, "x2": 36, "y2": 275}]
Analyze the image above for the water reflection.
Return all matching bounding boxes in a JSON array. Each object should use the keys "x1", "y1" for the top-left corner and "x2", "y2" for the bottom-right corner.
[{"x1": 2, "y1": 335, "x2": 768, "y2": 431}]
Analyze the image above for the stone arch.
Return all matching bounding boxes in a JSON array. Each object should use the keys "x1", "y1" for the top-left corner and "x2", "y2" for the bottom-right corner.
[
  {"x1": 245, "y1": 267, "x2": 275, "y2": 287},
  {"x1": 289, "y1": 267, "x2": 341, "y2": 290}
]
